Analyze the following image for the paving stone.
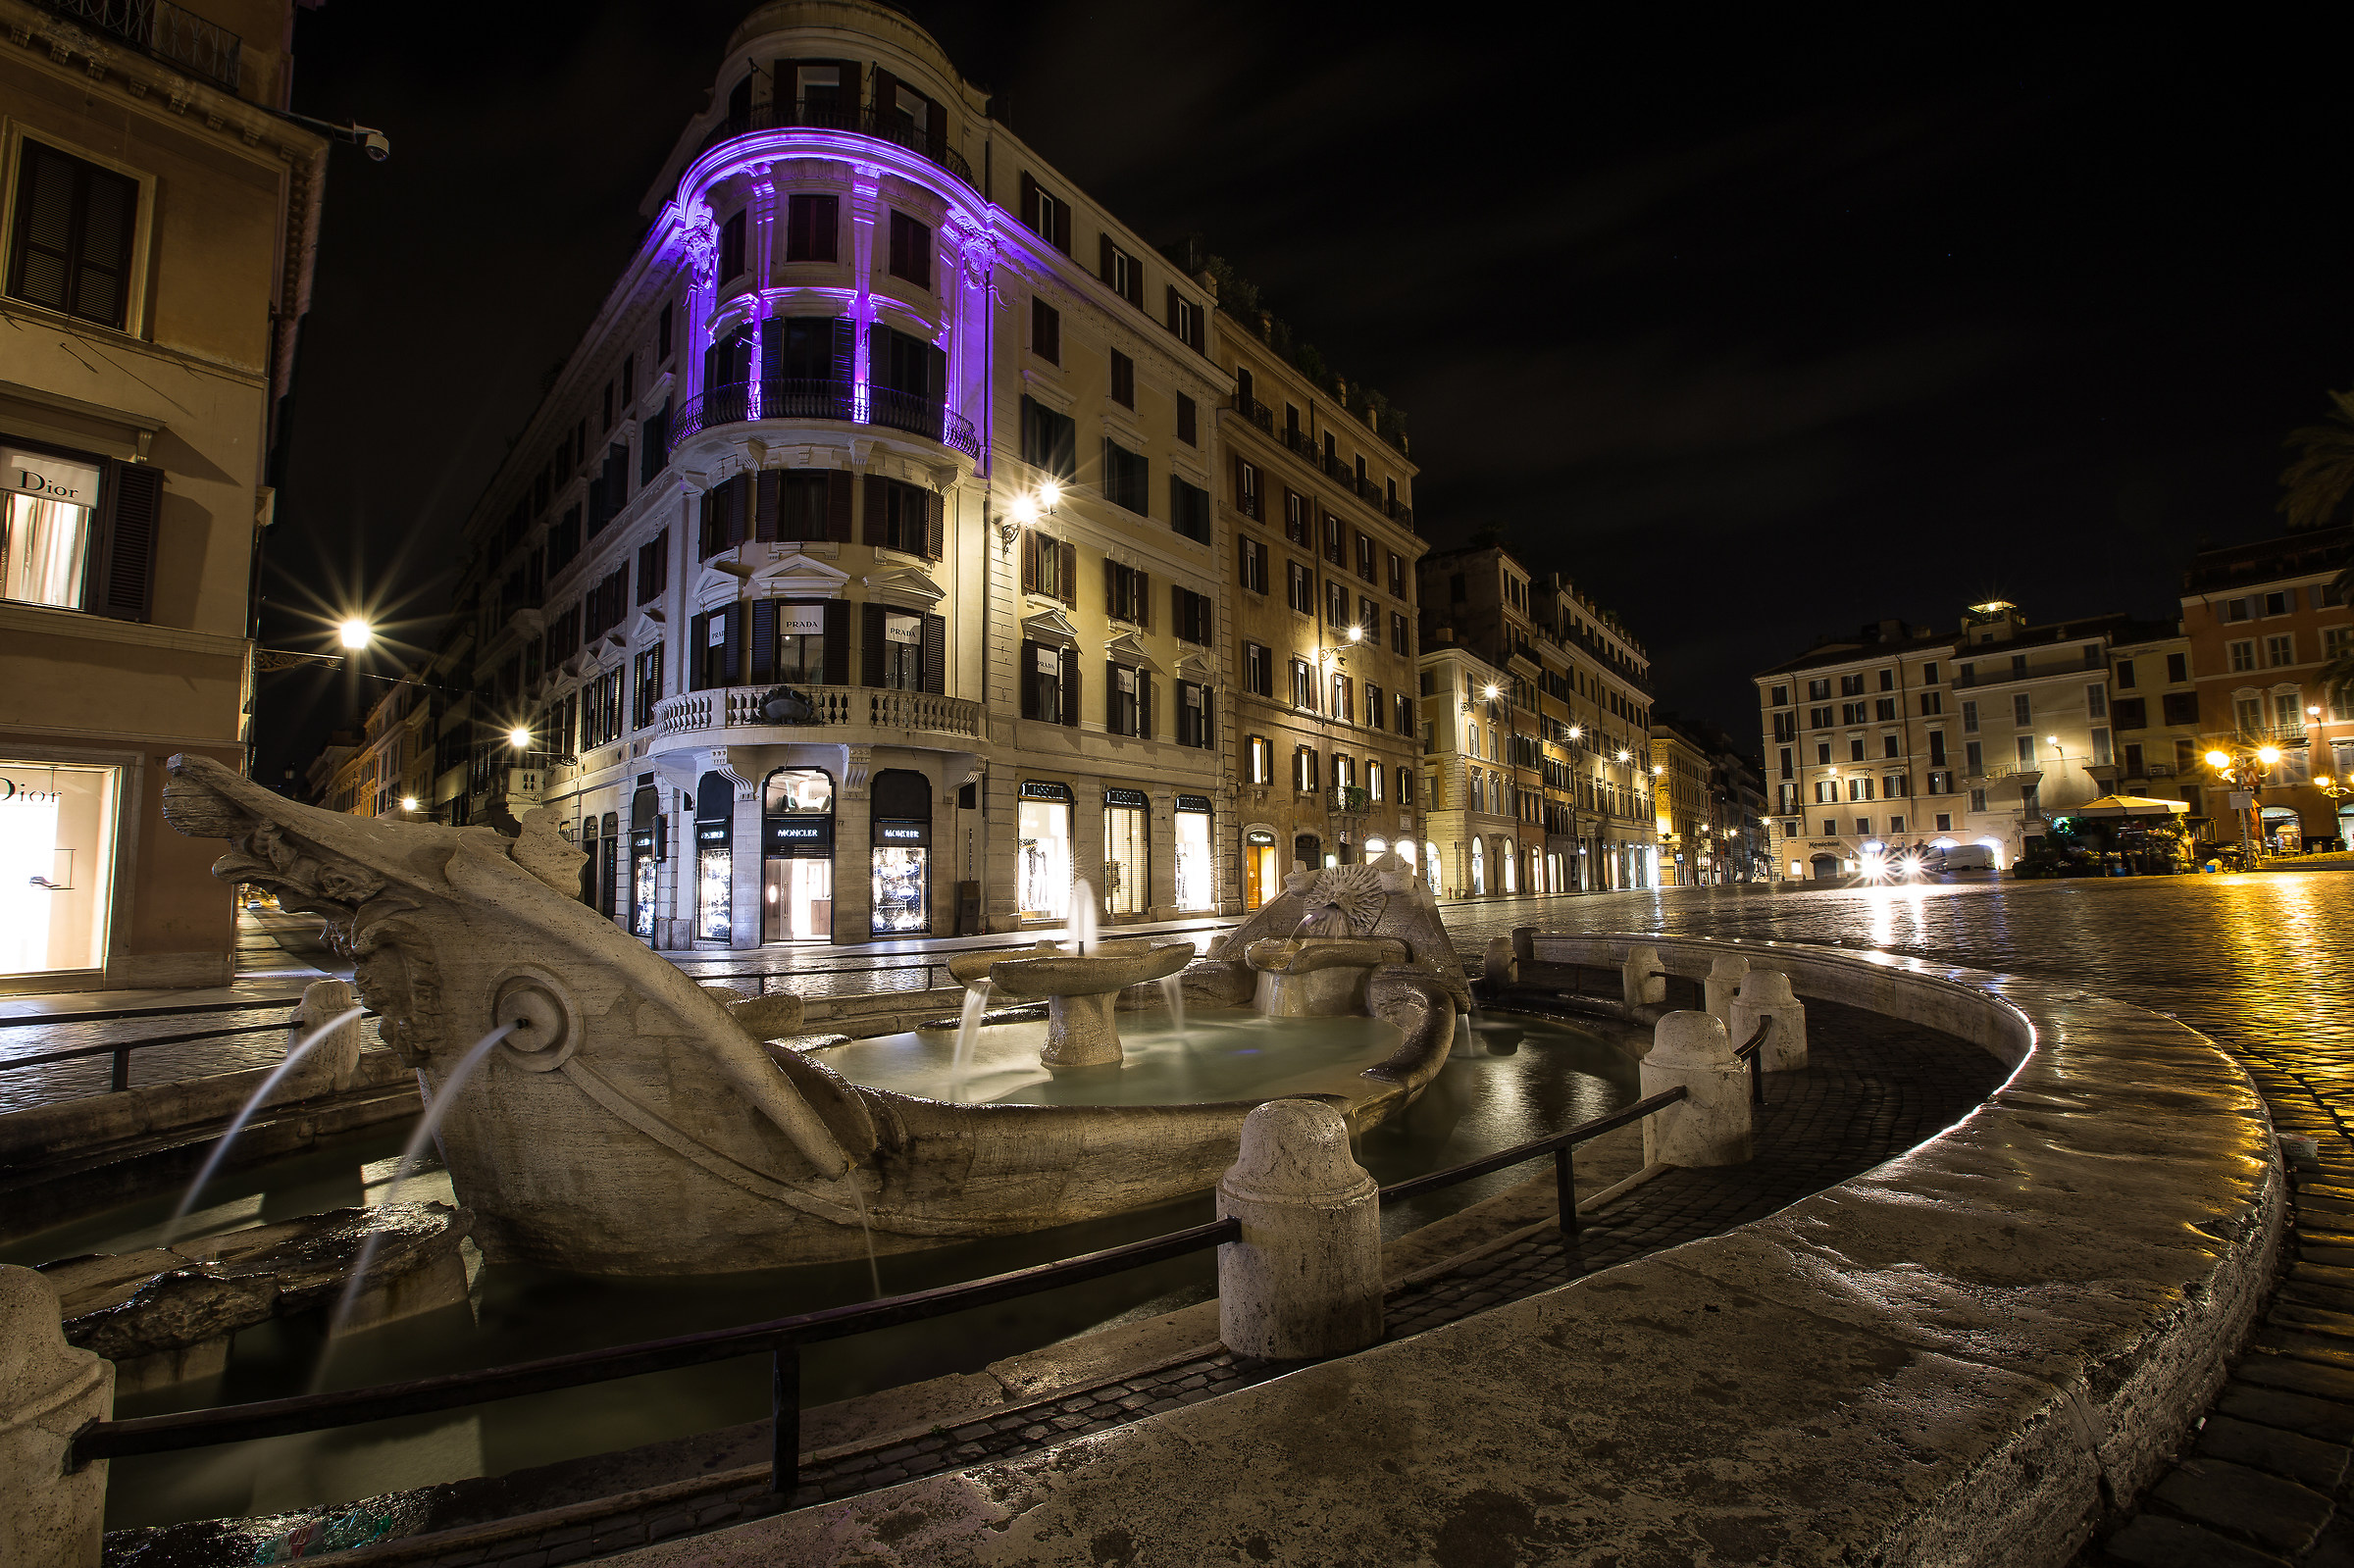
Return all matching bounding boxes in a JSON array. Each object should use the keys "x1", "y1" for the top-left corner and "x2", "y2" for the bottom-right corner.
[
  {"x1": 2150, "y1": 1458, "x2": 2332, "y2": 1555},
  {"x1": 2216, "y1": 1383, "x2": 2354, "y2": 1444},
  {"x1": 2258, "y1": 1328, "x2": 2354, "y2": 1367},
  {"x1": 2103, "y1": 1513, "x2": 2292, "y2": 1567},
  {"x1": 2195, "y1": 1414, "x2": 2354, "y2": 1492},
  {"x1": 2235, "y1": 1352, "x2": 2354, "y2": 1403}
]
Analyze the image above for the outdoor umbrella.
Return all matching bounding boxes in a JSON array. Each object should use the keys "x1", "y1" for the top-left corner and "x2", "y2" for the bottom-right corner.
[{"x1": 2072, "y1": 794, "x2": 2191, "y2": 817}]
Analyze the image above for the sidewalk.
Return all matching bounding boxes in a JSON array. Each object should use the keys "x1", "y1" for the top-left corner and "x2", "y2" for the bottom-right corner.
[{"x1": 0, "y1": 913, "x2": 337, "y2": 1027}]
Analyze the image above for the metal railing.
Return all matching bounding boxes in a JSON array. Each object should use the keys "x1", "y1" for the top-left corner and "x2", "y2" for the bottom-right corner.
[
  {"x1": 67, "y1": 1060, "x2": 1714, "y2": 1498},
  {"x1": 652, "y1": 684, "x2": 985, "y2": 742},
  {"x1": 697, "y1": 103, "x2": 974, "y2": 185},
  {"x1": 0, "y1": 1011, "x2": 316, "y2": 1092},
  {"x1": 671, "y1": 379, "x2": 981, "y2": 461},
  {"x1": 33, "y1": 0, "x2": 242, "y2": 92}
]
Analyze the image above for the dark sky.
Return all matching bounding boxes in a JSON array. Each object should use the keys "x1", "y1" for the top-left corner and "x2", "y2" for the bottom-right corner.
[{"x1": 255, "y1": 3, "x2": 2352, "y2": 781}]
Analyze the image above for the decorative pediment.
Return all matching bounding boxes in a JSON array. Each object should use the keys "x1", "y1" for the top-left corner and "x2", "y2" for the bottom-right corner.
[
  {"x1": 1021, "y1": 605, "x2": 1079, "y2": 648},
  {"x1": 630, "y1": 608, "x2": 665, "y2": 645},
  {"x1": 864, "y1": 564, "x2": 945, "y2": 612},
  {"x1": 1175, "y1": 651, "x2": 1216, "y2": 683},
  {"x1": 694, "y1": 561, "x2": 751, "y2": 606},
  {"x1": 753, "y1": 552, "x2": 851, "y2": 598},
  {"x1": 561, "y1": 650, "x2": 599, "y2": 681},
  {"x1": 1104, "y1": 632, "x2": 1159, "y2": 674}
]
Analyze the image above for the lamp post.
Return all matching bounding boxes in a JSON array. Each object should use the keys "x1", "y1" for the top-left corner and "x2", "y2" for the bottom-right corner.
[{"x1": 2203, "y1": 742, "x2": 2281, "y2": 866}]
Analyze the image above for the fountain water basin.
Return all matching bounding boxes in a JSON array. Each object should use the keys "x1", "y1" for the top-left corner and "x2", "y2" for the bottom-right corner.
[
  {"x1": 1246, "y1": 936, "x2": 1412, "y2": 1017},
  {"x1": 971, "y1": 938, "x2": 1197, "y2": 1069}
]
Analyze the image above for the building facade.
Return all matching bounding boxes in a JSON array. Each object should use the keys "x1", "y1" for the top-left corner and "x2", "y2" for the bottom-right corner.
[
  {"x1": 1756, "y1": 604, "x2": 2211, "y2": 878},
  {"x1": 2179, "y1": 529, "x2": 2354, "y2": 849},
  {"x1": 1418, "y1": 544, "x2": 1656, "y2": 896},
  {"x1": 1649, "y1": 722, "x2": 1710, "y2": 886},
  {"x1": 429, "y1": 1, "x2": 1438, "y2": 948},
  {"x1": 0, "y1": 0, "x2": 327, "y2": 989},
  {"x1": 1216, "y1": 306, "x2": 1422, "y2": 906}
]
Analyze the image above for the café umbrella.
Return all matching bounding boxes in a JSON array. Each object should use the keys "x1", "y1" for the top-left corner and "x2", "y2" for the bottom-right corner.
[{"x1": 2070, "y1": 794, "x2": 2191, "y2": 818}]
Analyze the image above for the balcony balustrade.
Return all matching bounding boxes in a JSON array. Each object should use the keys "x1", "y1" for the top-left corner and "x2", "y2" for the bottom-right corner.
[
  {"x1": 36, "y1": 0, "x2": 241, "y2": 91},
  {"x1": 671, "y1": 379, "x2": 980, "y2": 462},
  {"x1": 698, "y1": 102, "x2": 973, "y2": 184},
  {"x1": 654, "y1": 684, "x2": 983, "y2": 746}
]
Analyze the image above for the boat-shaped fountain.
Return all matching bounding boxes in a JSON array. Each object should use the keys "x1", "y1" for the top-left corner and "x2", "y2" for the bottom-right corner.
[{"x1": 156, "y1": 757, "x2": 1474, "y2": 1278}]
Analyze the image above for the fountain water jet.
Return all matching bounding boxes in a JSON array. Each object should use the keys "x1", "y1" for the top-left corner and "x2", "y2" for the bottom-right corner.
[
  {"x1": 1158, "y1": 972, "x2": 1189, "y2": 1047},
  {"x1": 163, "y1": 1006, "x2": 364, "y2": 1243},
  {"x1": 949, "y1": 977, "x2": 994, "y2": 1099},
  {"x1": 316, "y1": 1019, "x2": 520, "y2": 1373}
]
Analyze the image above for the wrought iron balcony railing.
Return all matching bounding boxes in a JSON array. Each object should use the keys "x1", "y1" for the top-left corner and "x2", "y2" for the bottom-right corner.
[
  {"x1": 671, "y1": 378, "x2": 980, "y2": 462},
  {"x1": 33, "y1": 0, "x2": 241, "y2": 91},
  {"x1": 698, "y1": 102, "x2": 974, "y2": 185}
]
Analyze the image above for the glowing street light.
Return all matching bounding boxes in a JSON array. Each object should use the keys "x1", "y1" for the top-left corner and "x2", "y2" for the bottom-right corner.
[
  {"x1": 337, "y1": 618, "x2": 374, "y2": 650},
  {"x1": 1346, "y1": 624, "x2": 1362, "y2": 643},
  {"x1": 399, "y1": 795, "x2": 418, "y2": 811},
  {"x1": 508, "y1": 728, "x2": 532, "y2": 750},
  {"x1": 2258, "y1": 745, "x2": 2281, "y2": 767},
  {"x1": 2205, "y1": 749, "x2": 2231, "y2": 771}
]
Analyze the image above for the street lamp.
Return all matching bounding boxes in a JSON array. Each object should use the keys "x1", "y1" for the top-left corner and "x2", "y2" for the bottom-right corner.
[
  {"x1": 509, "y1": 728, "x2": 533, "y2": 750},
  {"x1": 337, "y1": 618, "x2": 374, "y2": 651},
  {"x1": 399, "y1": 795, "x2": 418, "y2": 812},
  {"x1": 2204, "y1": 741, "x2": 2283, "y2": 865}
]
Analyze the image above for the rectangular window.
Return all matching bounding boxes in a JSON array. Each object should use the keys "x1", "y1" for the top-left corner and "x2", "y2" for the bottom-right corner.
[
  {"x1": 1243, "y1": 640, "x2": 1272, "y2": 696},
  {"x1": 1840, "y1": 674, "x2": 1865, "y2": 696},
  {"x1": 2234, "y1": 695, "x2": 2263, "y2": 735},
  {"x1": 2229, "y1": 639, "x2": 2256, "y2": 672},
  {"x1": 2167, "y1": 651, "x2": 2188, "y2": 683},
  {"x1": 1321, "y1": 513, "x2": 1346, "y2": 566},
  {"x1": 885, "y1": 210, "x2": 927, "y2": 289},
  {"x1": 785, "y1": 194, "x2": 839, "y2": 262},
  {"x1": 2086, "y1": 683, "x2": 2107, "y2": 719},
  {"x1": 719, "y1": 210, "x2": 746, "y2": 282},
  {"x1": 1018, "y1": 396, "x2": 1077, "y2": 477},
  {"x1": 1170, "y1": 477, "x2": 1210, "y2": 543},
  {"x1": 1325, "y1": 580, "x2": 1349, "y2": 627},
  {"x1": 1808, "y1": 679, "x2": 1831, "y2": 701},
  {"x1": 2017, "y1": 735, "x2": 2036, "y2": 765},
  {"x1": 1176, "y1": 392, "x2": 1197, "y2": 446},
  {"x1": 1284, "y1": 490, "x2": 1309, "y2": 545},
  {"x1": 7, "y1": 142, "x2": 139, "y2": 330},
  {"x1": 1031, "y1": 297, "x2": 1061, "y2": 364},
  {"x1": 1849, "y1": 738, "x2": 1867, "y2": 762},
  {"x1": 1109, "y1": 349, "x2": 1135, "y2": 408},
  {"x1": 1239, "y1": 535, "x2": 1267, "y2": 594},
  {"x1": 0, "y1": 446, "x2": 113, "y2": 611},
  {"x1": 1104, "y1": 561, "x2": 1151, "y2": 625},
  {"x1": 1389, "y1": 551, "x2": 1405, "y2": 596},
  {"x1": 1235, "y1": 459, "x2": 1261, "y2": 519},
  {"x1": 1247, "y1": 734, "x2": 1273, "y2": 784},
  {"x1": 1960, "y1": 699, "x2": 1978, "y2": 733},
  {"x1": 632, "y1": 644, "x2": 664, "y2": 730},
  {"x1": 1965, "y1": 740, "x2": 1983, "y2": 775},
  {"x1": 1874, "y1": 697, "x2": 1897, "y2": 721},
  {"x1": 1290, "y1": 657, "x2": 1315, "y2": 710},
  {"x1": 2163, "y1": 691, "x2": 2200, "y2": 726},
  {"x1": 1392, "y1": 612, "x2": 1408, "y2": 655},
  {"x1": 1100, "y1": 237, "x2": 1144, "y2": 305},
  {"x1": 1920, "y1": 663, "x2": 1939, "y2": 685},
  {"x1": 1356, "y1": 531, "x2": 1376, "y2": 583},
  {"x1": 1771, "y1": 683, "x2": 1790, "y2": 706},
  {"x1": 2115, "y1": 658, "x2": 2136, "y2": 689},
  {"x1": 1168, "y1": 289, "x2": 1204, "y2": 352},
  {"x1": 2091, "y1": 728, "x2": 2112, "y2": 766},
  {"x1": 1021, "y1": 177, "x2": 1070, "y2": 251},
  {"x1": 2012, "y1": 693, "x2": 2031, "y2": 726},
  {"x1": 1293, "y1": 746, "x2": 1318, "y2": 792},
  {"x1": 1919, "y1": 690, "x2": 1943, "y2": 716},
  {"x1": 1970, "y1": 788, "x2": 1987, "y2": 812},
  {"x1": 2113, "y1": 697, "x2": 2147, "y2": 731},
  {"x1": 1102, "y1": 438, "x2": 1150, "y2": 514},
  {"x1": 1287, "y1": 561, "x2": 1313, "y2": 615},
  {"x1": 2267, "y1": 632, "x2": 2294, "y2": 667},
  {"x1": 1396, "y1": 691, "x2": 1412, "y2": 733}
]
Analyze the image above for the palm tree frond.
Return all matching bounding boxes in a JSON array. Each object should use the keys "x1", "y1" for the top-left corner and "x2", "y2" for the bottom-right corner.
[{"x1": 2278, "y1": 387, "x2": 2354, "y2": 531}]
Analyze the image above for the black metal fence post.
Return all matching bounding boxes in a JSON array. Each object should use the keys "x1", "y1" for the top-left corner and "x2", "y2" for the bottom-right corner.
[
  {"x1": 1555, "y1": 1145, "x2": 1578, "y2": 1236},
  {"x1": 771, "y1": 1341, "x2": 801, "y2": 1503},
  {"x1": 110, "y1": 1048, "x2": 130, "y2": 1092}
]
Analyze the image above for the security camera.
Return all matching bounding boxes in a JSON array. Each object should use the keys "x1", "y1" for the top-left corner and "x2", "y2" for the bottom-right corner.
[{"x1": 355, "y1": 126, "x2": 390, "y2": 162}]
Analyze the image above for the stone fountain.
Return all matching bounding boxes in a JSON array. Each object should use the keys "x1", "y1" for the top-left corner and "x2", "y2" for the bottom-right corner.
[
  {"x1": 948, "y1": 938, "x2": 1194, "y2": 1068},
  {"x1": 156, "y1": 755, "x2": 1471, "y2": 1277}
]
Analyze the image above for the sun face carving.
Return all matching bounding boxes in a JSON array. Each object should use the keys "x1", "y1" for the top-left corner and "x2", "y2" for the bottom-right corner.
[{"x1": 1306, "y1": 865, "x2": 1386, "y2": 933}]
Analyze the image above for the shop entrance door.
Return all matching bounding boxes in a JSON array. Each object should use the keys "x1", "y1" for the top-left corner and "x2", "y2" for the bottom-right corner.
[
  {"x1": 761, "y1": 767, "x2": 835, "y2": 941},
  {"x1": 1245, "y1": 833, "x2": 1277, "y2": 909},
  {"x1": 1103, "y1": 788, "x2": 1149, "y2": 918}
]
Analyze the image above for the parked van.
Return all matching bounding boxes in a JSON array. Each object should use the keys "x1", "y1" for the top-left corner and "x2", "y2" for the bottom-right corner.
[{"x1": 1926, "y1": 844, "x2": 1997, "y2": 875}]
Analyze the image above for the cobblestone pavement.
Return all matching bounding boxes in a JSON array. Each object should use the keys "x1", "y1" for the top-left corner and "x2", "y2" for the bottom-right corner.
[{"x1": 244, "y1": 992, "x2": 1998, "y2": 1568}]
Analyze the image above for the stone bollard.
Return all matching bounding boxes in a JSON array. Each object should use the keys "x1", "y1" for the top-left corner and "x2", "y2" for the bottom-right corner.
[
  {"x1": 1703, "y1": 952, "x2": 1748, "y2": 1032},
  {"x1": 292, "y1": 978, "x2": 364, "y2": 1093},
  {"x1": 1640, "y1": 1012, "x2": 1754, "y2": 1167},
  {"x1": 0, "y1": 1264, "x2": 113, "y2": 1568},
  {"x1": 1622, "y1": 943, "x2": 1666, "y2": 1008},
  {"x1": 1730, "y1": 969, "x2": 1809, "y2": 1071},
  {"x1": 1482, "y1": 936, "x2": 1517, "y2": 989},
  {"x1": 1511, "y1": 926, "x2": 1538, "y2": 968},
  {"x1": 1217, "y1": 1099, "x2": 1383, "y2": 1359}
]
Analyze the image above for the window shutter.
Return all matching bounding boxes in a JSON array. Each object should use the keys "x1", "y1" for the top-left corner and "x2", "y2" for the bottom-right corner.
[
  {"x1": 861, "y1": 602, "x2": 887, "y2": 686},
  {"x1": 90, "y1": 460, "x2": 161, "y2": 622},
  {"x1": 1020, "y1": 638, "x2": 1041, "y2": 720},
  {"x1": 830, "y1": 317, "x2": 856, "y2": 412},
  {"x1": 729, "y1": 473, "x2": 751, "y2": 547},
  {"x1": 1105, "y1": 661, "x2": 1119, "y2": 732},
  {"x1": 1020, "y1": 173, "x2": 1039, "y2": 232},
  {"x1": 1174, "y1": 582, "x2": 1185, "y2": 629},
  {"x1": 1059, "y1": 540, "x2": 1077, "y2": 608},
  {"x1": 924, "y1": 342, "x2": 947, "y2": 408},
  {"x1": 1099, "y1": 232, "x2": 1114, "y2": 283},
  {"x1": 1200, "y1": 688, "x2": 1212, "y2": 749},
  {"x1": 862, "y1": 473, "x2": 887, "y2": 545},
  {"x1": 749, "y1": 599, "x2": 777, "y2": 683},
  {"x1": 1137, "y1": 571, "x2": 1150, "y2": 629},
  {"x1": 1061, "y1": 644, "x2": 1080, "y2": 727},
  {"x1": 1103, "y1": 557, "x2": 1118, "y2": 616},
  {"x1": 1166, "y1": 283, "x2": 1180, "y2": 334},
  {"x1": 822, "y1": 599, "x2": 849, "y2": 683},
  {"x1": 925, "y1": 487, "x2": 943, "y2": 559},
  {"x1": 697, "y1": 488, "x2": 716, "y2": 560},
  {"x1": 921, "y1": 613, "x2": 945, "y2": 693},
  {"x1": 1139, "y1": 674, "x2": 1152, "y2": 739},
  {"x1": 871, "y1": 64, "x2": 896, "y2": 115},
  {"x1": 1021, "y1": 528, "x2": 1039, "y2": 594},
  {"x1": 721, "y1": 602, "x2": 744, "y2": 685},
  {"x1": 826, "y1": 470, "x2": 852, "y2": 540},
  {"x1": 754, "y1": 472, "x2": 780, "y2": 541}
]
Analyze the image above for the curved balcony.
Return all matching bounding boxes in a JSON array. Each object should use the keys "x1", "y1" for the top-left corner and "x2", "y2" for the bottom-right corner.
[
  {"x1": 698, "y1": 103, "x2": 974, "y2": 185},
  {"x1": 653, "y1": 684, "x2": 984, "y2": 748},
  {"x1": 672, "y1": 379, "x2": 981, "y2": 462}
]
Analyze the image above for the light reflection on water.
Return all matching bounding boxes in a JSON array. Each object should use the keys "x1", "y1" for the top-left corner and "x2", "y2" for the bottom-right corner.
[{"x1": 7, "y1": 1010, "x2": 1634, "y2": 1530}]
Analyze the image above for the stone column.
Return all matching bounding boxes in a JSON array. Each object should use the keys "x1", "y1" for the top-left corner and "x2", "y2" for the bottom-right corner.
[
  {"x1": 1216, "y1": 1099, "x2": 1383, "y2": 1359},
  {"x1": 1640, "y1": 1011, "x2": 1754, "y2": 1167},
  {"x1": 834, "y1": 748, "x2": 873, "y2": 943},
  {"x1": 731, "y1": 777, "x2": 762, "y2": 950},
  {"x1": 0, "y1": 1265, "x2": 112, "y2": 1568},
  {"x1": 1704, "y1": 952, "x2": 1748, "y2": 1032},
  {"x1": 290, "y1": 978, "x2": 364, "y2": 1093},
  {"x1": 1730, "y1": 969, "x2": 1809, "y2": 1071},
  {"x1": 1621, "y1": 943, "x2": 1665, "y2": 1008}
]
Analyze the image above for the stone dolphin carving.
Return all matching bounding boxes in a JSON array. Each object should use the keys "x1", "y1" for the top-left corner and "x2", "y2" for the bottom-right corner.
[{"x1": 161, "y1": 755, "x2": 1458, "y2": 1276}]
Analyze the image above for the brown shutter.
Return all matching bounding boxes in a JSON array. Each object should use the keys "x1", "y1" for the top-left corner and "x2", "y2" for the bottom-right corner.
[
  {"x1": 1105, "y1": 661, "x2": 1119, "y2": 732},
  {"x1": 749, "y1": 599, "x2": 777, "y2": 683},
  {"x1": 1059, "y1": 540, "x2": 1077, "y2": 607},
  {"x1": 920, "y1": 613, "x2": 945, "y2": 693},
  {"x1": 925, "y1": 487, "x2": 943, "y2": 559},
  {"x1": 1021, "y1": 528, "x2": 1039, "y2": 594},
  {"x1": 720, "y1": 602, "x2": 744, "y2": 686},
  {"x1": 821, "y1": 599, "x2": 849, "y2": 683},
  {"x1": 90, "y1": 460, "x2": 162, "y2": 622},
  {"x1": 1020, "y1": 639, "x2": 1041, "y2": 720},
  {"x1": 1061, "y1": 644, "x2": 1080, "y2": 727},
  {"x1": 871, "y1": 64, "x2": 896, "y2": 115},
  {"x1": 861, "y1": 602, "x2": 887, "y2": 686},
  {"x1": 862, "y1": 473, "x2": 886, "y2": 545},
  {"x1": 1136, "y1": 572, "x2": 1150, "y2": 629},
  {"x1": 1175, "y1": 582, "x2": 1186, "y2": 628},
  {"x1": 1139, "y1": 674, "x2": 1152, "y2": 739},
  {"x1": 826, "y1": 470, "x2": 852, "y2": 540},
  {"x1": 1020, "y1": 173, "x2": 1039, "y2": 232},
  {"x1": 1099, "y1": 232, "x2": 1114, "y2": 283},
  {"x1": 754, "y1": 471, "x2": 780, "y2": 541},
  {"x1": 1166, "y1": 283, "x2": 1180, "y2": 334},
  {"x1": 1103, "y1": 557, "x2": 1118, "y2": 618}
]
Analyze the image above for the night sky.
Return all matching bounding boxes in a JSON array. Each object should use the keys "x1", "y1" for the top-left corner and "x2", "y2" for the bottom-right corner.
[{"x1": 254, "y1": 4, "x2": 2351, "y2": 783}]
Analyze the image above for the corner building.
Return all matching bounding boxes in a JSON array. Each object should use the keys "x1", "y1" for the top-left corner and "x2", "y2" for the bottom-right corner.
[{"x1": 449, "y1": 2, "x2": 1239, "y2": 947}]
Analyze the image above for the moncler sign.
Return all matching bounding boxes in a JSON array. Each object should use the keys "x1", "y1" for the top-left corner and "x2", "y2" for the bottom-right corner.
[{"x1": 4, "y1": 450, "x2": 101, "y2": 507}]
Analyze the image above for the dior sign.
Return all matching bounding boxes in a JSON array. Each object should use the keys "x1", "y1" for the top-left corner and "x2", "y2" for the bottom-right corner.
[{"x1": 4, "y1": 449, "x2": 101, "y2": 507}]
